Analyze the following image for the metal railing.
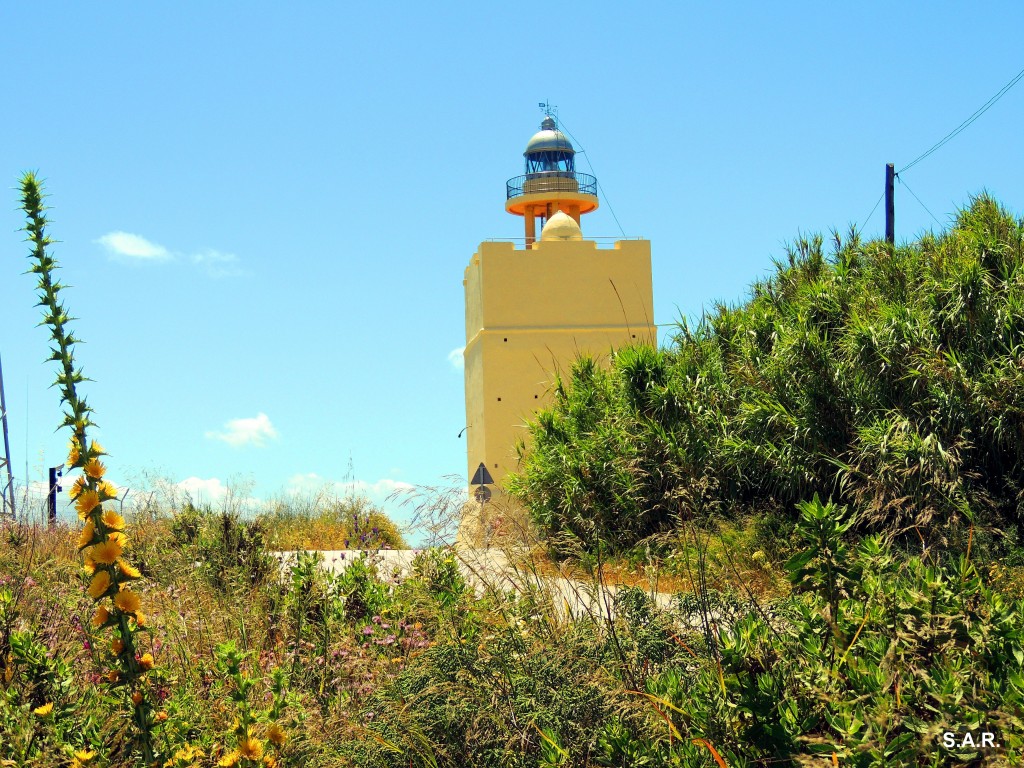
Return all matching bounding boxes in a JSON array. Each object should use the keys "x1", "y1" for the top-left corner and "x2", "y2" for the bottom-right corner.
[{"x1": 506, "y1": 171, "x2": 598, "y2": 200}]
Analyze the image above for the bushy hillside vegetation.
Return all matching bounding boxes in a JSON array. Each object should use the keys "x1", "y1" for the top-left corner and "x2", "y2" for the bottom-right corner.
[
  {"x1": 510, "y1": 195, "x2": 1024, "y2": 553},
  {"x1": 11, "y1": 175, "x2": 1024, "y2": 766}
]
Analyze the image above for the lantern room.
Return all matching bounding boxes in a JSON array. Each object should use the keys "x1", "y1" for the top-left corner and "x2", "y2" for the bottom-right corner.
[{"x1": 505, "y1": 114, "x2": 599, "y2": 247}]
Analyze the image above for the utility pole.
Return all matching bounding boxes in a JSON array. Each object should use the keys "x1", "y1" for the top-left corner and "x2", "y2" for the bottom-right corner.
[
  {"x1": 885, "y1": 163, "x2": 895, "y2": 245},
  {"x1": 0, "y1": 353, "x2": 14, "y2": 518}
]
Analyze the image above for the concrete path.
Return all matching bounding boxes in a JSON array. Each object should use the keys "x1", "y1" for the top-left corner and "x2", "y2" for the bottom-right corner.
[{"x1": 275, "y1": 547, "x2": 682, "y2": 621}]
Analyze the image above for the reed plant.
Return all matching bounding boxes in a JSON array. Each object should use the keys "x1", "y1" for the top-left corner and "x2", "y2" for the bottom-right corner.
[{"x1": 509, "y1": 195, "x2": 1024, "y2": 557}]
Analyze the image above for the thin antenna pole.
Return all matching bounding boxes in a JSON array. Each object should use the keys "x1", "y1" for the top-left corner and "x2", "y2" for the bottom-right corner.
[
  {"x1": 345, "y1": 451, "x2": 354, "y2": 502},
  {"x1": 885, "y1": 163, "x2": 895, "y2": 245},
  {"x1": 0, "y1": 353, "x2": 15, "y2": 518}
]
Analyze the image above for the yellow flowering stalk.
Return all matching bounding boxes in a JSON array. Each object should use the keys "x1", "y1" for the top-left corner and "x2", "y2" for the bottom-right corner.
[
  {"x1": 214, "y1": 643, "x2": 289, "y2": 767},
  {"x1": 20, "y1": 172, "x2": 156, "y2": 763}
]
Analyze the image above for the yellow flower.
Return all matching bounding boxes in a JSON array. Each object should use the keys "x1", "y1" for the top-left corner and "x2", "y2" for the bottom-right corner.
[
  {"x1": 73, "y1": 749, "x2": 96, "y2": 764},
  {"x1": 97, "y1": 480, "x2": 118, "y2": 501},
  {"x1": 77, "y1": 519, "x2": 96, "y2": 550},
  {"x1": 238, "y1": 736, "x2": 263, "y2": 761},
  {"x1": 87, "y1": 571, "x2": 111, "y2": 600},
  {"x1": 33, "y1": 702, "x2": 53, "y2": 717},
  {"x1": 139, "y1": 653, "x2": 155, "y2": 670},
  {"x1": 69, "y1": 475, "x2": 88, "y2": 500},
  {"x1": 111, "y1": 638, "x2": 124, "y2": 654},
  {"x1": 117, "y1": 559, "x2": 141, "y2": 579},
  {"x1": 92, "y1": 606, "x2": 109, "y2": 627},
  {"x1": 173, "y1": 745, "x2": 205, "y2": 762},
  {"x1": 114, "y1": 589, "x2": 141, "y2": 613},
  {"x1": 84, "y1": 458, "x2": 106, "y2": 479},
  {"x1": 107, "y1": 669, "x2": 120, "y2": 683},
  {"x1": 155, "y1": 710, "x2": 168, "y2": 722},
  {"x1": 90, "y1": 538, "x2": 123, "y2": 565},
  {"x1": 131, "y1": 690, "x2": 143, "y2": 706},
  {"x1": 134, "y1": 611, "x2": 147, "y2": 628},
  {"x1": 263, "y1": 756, "x2": 278, "y2": 768},
  {"x1": 75, "y1": 490, "x2": 100, "y2": 518},
  {"x1": 89, "y1": 440, "x2": 106, "y2": 456},
  {"x1": 108, "y1": 531, "x2": 129, "y2": 548},
  {"x1": 101, "y1": 509, "x2": 125, "y2": 530},
  {"x1": 266, "y1": 722, "x2": 286, "y2": 746},
  {"x1": 218, "y1": 751, "x2": 240, "y2": 767},
  {"x1": 67, "y1": 439, "x2": 80, "y2": 467},
  {"x1": 83, "y1": 556, "x2": 96, "y2": 576}
]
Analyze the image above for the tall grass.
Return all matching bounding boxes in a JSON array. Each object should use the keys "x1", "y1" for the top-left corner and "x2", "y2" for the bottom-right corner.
[{"x1": 5, "y1": 490, "x2": 1022, "y2": 766}]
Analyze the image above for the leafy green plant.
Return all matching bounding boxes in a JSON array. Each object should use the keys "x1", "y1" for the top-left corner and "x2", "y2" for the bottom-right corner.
[
  {"x1": 784, "y1": 494, "x2": 856, "y2": 648},
  {"x1": 212, "y1": 641, "x2": 290, "y2": 767},
  {"x1": 336, "y1": 553, "x2": 392, "y2": 624}
]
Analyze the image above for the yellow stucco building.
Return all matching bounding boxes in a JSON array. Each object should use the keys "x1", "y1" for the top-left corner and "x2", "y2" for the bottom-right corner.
[{"x1": 463, "y1": 114, "x2": 655, "y2": 513}]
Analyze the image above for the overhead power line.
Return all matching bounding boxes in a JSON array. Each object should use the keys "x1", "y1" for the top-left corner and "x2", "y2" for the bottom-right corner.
[
  {"x1": 859, "y1": 190, "x2": 886, "y2": 233},
  {"x1": 897, "y1": 175, "x2": 943, "y2": 228},
  {"x1": 899, "y1": 65, "x2": 1024, "y2": 175},
  {"x1": 555, "y1": 117, "x2": 628, "y2": 238}
]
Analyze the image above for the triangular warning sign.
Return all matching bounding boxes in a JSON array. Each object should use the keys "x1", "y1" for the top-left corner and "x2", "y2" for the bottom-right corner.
[{"x1": 470, "y1": 462, "x2": 494, "y2": 486}]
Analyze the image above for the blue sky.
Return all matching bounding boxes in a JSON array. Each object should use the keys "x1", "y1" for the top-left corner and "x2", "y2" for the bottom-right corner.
[{"x1": 2, "y1": 3, "x2": 1022, "y2": 531}]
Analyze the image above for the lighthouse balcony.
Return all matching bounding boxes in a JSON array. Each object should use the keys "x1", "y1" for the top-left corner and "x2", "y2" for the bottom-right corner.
[{"x1": 506, "y1": 171, "x2": 597, "y2": 200}]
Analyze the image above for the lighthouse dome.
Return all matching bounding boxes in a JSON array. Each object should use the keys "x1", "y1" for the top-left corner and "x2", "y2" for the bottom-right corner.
[{"x1": 525, "y1": 116, "x2": 574, "y2": 155}]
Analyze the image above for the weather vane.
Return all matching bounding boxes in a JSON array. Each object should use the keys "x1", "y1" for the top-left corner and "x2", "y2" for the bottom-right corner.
[{"x1": 538, "y1": 100, "x2": 558, "y2": 121}]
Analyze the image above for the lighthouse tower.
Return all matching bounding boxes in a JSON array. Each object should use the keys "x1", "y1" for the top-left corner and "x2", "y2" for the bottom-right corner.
[{"x1": 462, "y1": 113, "x2": 655, "y2": 512}]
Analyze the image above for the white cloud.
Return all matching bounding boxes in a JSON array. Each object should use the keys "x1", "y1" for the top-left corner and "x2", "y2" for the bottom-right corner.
[
  {"x1": 176, "y1": 476, "x2": 229, "y2": 502},
  {"x1": 95, "y1": 231, "x2": 172, "y2": 261},
  {"x1": 286, "y1": 472, "x2": 413, "y2": 505},
  {"x1": 191, "y1": 248, "x2": 244, "y2": 278},
  {"x1": 448, "y1": 346, "x2": 465, "y2": 370},
  {"x1": 344, "y1": 478, "x2": 415, "y2": 498},
  {"x1": 205, "y1": 412, "x2": 278, "y2": 447},
  {"x1": 96, "y1": 231, "x2": 244, "y2": 276},
  {"x1": 287, "y1": 472, "x2": 325, "y2": 496}
]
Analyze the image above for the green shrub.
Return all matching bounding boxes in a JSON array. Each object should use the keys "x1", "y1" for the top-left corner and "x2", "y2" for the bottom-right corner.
[
  {"x1": 510, "y1": 195, "x2": 1024, "y2": 555},
  {"x1": 197, "y1": 510, "x2": 277, "y2": 591},
  {"x1": 602, "y1": 496, "x2": 1024, "y2": 765}
]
